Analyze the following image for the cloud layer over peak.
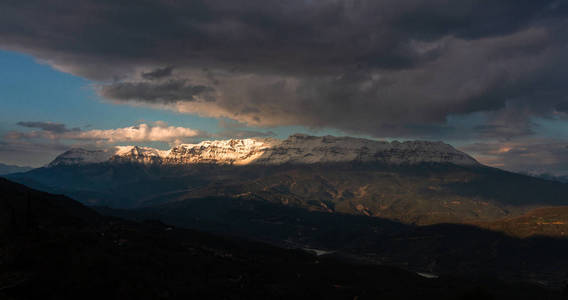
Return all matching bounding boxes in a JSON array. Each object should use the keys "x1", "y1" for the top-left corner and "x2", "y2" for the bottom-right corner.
[
  {"x1": 8, "y1": 121, "x2": 205, "y2": 144},
  {"x1": 2, "y1": 0, "x2": 568, "y2": 139}
]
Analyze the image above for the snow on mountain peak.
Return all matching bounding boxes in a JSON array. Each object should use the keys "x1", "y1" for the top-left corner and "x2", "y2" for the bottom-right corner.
[
  {"x1": 167, "y1": 138, "x2": 277, "y2": 165},
  {"x1": 111, "y1": 145, "x2": 170, "y2": 164},
  {"x1": 48, "y1": 135, "x2": 480, "y2": 167}
]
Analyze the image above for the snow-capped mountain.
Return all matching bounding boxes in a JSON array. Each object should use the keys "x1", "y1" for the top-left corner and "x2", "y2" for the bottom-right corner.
[
  {"x1": 14, "y1": 134, "x2": 568, "y2": 225},
  {"x1": 48, "y1": 134, "x2": 479, "y2": 167}
]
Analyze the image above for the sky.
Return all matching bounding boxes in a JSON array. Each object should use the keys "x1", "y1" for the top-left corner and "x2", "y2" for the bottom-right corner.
[{"x1": 0, "y1": 0, "x2": 568, "y2": 176}]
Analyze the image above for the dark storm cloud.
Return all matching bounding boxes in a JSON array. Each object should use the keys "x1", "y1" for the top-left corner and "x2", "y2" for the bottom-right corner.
[
  {"x1": 474, "y1": 124, "x2": 534, "y2": 139},
  {"x1": 141, "y1": 66, "x2": 174, "y2": 80},
  {"x1": 100, "y1": 80, "x2": 215, "y2": 103},
  {"x1": 2, "y1": 0, "x2": 568, "y2": 139},
  {"x1": 17, "y1": 121, "x2": 81, "y2": 133},
  {"x1": 216, "y1": 129, "x2": 276, "y2": 139},
  {"x1": 215, "y1": 119, "x2": 275, "y2": 139}
]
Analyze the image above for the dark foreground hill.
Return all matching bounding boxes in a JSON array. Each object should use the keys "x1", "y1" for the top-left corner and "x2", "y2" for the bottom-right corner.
[
  {"x1": 1, "y1": 178, "x2": 565, "y2": 299},
  {"x1": 97, "y1": 195, "x2": 568, "y2": 288}
]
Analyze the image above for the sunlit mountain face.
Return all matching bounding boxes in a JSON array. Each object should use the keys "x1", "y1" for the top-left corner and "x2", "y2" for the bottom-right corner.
[
  {"x1": 47, "y1": 135, "x2": 480, "y2": 167},
  {"x1": 6, "y1": 134, "x2": 568, "y2": 227},
  {"x1": 2, "y1": 1, "x2": 568, "y2": 299}
]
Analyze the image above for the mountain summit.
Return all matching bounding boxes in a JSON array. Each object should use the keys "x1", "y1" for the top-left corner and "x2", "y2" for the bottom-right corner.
[{"x1": 48, "y1": 134, "x2": 479, "y2": 167}]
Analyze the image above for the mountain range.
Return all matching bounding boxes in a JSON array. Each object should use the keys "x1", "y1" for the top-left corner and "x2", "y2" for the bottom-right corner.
[
  {"x1": 48, "y1": 134, "x2": 479, "y2": 167},
  {"x1": 7, "y1": 134, "x2": 568, "y2": 231},
  {"x1": 4, "y1": 134, "x2": 568, "y2": 294}
]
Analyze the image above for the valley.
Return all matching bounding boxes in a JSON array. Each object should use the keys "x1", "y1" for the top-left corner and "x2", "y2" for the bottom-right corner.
[{"x1": 2, "y1": 178, "x2": 562, "y2": 299}]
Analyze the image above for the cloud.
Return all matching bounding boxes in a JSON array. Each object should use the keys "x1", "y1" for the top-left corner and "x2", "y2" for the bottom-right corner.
[
  {"x1": 141, "y1": 66, "x2": 174, "y2": 80},
  {"x1": 75, "y1": 124, "x2": 203, "y2": 143},
  {"x1": 1, "y1": 0, "x2": 568, "y2": 139},
  {"x1": 7, "y1": 121, "x2": 207, "y2": 144},
  {"x1": 72, "y1": 123, "x2": 205, "y2": 143},
  {"x1": 99, "y1": 80, "x2": 215, "y2": 104},
  {"x1": 461, "y1": 139, "x2": 568, "y2": 176},
  {"x1": 0, "y1": 139, "x2": 72, "y2": 167},
  {"x1": 215, "y1": 129, "x2": 276, "y2": 139},
  {"x1": 3, "y1": 120, "x2": 275, "y2": 166},
  {"x1": 215, "y1": 119, "x2": 275, "y2": 139},
  {"x1": 17, "y1": 121, "x2": 80, "y2": 134},
  {"x1": 3, "y1": 121, "x2": 211, "y2": 166}
]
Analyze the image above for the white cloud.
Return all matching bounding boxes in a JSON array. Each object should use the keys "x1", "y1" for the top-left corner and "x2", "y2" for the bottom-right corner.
[
  {"x1": 71, "y1": 123, "x2": 202, "y2": 143},
  {"x1": 7, "y1": 122, "x2": 206, "y2": 144}
]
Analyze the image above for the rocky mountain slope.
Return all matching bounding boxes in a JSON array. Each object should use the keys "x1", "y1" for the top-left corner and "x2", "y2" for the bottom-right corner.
[
  {"x1": 7, "y1": 134, "x2": 568, "y2": 231},
  {"x1": 49, "y1": 134, "x2": 480, "y2": 167}
]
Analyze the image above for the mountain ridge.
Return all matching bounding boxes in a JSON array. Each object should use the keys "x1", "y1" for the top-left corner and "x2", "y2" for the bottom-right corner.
[
  {"x1": 9, "y1": 134, "x2": 568, "y2": 230},
  {"x1": 48, "y1": 134, "x2": 480, "y2": 167}
]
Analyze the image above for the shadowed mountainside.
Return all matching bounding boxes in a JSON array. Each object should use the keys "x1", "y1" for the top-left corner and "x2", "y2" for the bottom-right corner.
[
  {"x1": 2, "y1": 178, "x2": 564, "y2": 299},
  {"x1": 96, "y1": 195, "x2": 568, "y2": 288},
  {"x1": 9, "y1": 162, "x2": 568, "y2": 227}
]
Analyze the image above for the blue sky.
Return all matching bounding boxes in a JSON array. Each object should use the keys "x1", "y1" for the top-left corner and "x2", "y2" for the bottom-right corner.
[
  {"x1": 0, "y1": 50, "x2": 346, "y2": 166},
  {"x1": 0, "y1": 50, "x2": 219, "y2": 135}
]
